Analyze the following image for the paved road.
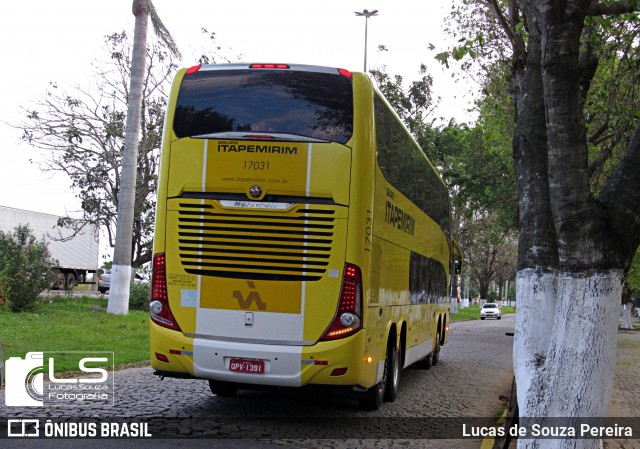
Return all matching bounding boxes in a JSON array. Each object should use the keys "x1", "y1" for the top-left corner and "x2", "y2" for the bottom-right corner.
[{"x1": 2, "y1": 314, "x2": 516, "y2": 448}]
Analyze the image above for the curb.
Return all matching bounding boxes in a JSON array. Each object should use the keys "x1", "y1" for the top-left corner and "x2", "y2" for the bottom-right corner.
[{"x1": 481, "y1": 408, "x2": 508, "y2": 448}]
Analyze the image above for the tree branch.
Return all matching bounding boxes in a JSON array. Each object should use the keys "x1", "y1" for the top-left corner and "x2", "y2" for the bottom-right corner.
[
  {"x1": 485, "y1": 0, "x2": 526, "y2": 58},
  {"x1": 588, "y1": 0, "x2": 640, "y2": 16},
  {"x1": 600, "y1": 119, "x2": 640, "y2": 268}
]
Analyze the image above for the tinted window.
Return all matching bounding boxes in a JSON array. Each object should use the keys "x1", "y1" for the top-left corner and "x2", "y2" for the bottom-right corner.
[
  {"x1": 375, "y1": 95, "x2": 451, "y2": 237},
  {"x1": 174, "y1": 69, "x2": 353, "y2": 143},
  {"x1": 409, "y1": 252, "x2": 447, "y2": 304}
]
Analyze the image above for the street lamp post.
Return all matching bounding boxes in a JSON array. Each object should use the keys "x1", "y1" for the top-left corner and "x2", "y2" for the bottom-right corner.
[{"x1": 354, "y1": 9, "x2": 379, "y2": 72}]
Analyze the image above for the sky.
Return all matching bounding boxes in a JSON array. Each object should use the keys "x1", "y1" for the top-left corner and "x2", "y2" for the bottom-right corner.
[{"x1": 0, "y1": 0, "x2": 474, "y2": 256}]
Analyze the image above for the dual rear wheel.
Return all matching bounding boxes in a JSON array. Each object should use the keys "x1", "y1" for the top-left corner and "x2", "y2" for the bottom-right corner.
[{"x1": 359, "y1": 341, "x2": 401, "y2": 410}]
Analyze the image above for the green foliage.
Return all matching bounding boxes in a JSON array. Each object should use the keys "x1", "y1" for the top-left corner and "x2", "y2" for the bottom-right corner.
[
  {"x1": 459, "y1": 213, "x2": 517, "y2": 299},
  {"x1": 128, "y1": 281, "x2": 150, "y2": 311},
  {"x1": 445, "y1": 0, "x2": 640, "y2": 203},
  {"x1": 369, "y1": 64, "x2": 439, "y2": 161},
  {"x1": 0, "y1": 225, "x2": 57, "y2": 312},
  {"x1": 625, "y1": 249, "x2": 640, "y2": 305},
  {"x1": 583, "y1": 15, "x2": 640, "y2": 194},
  {"x1": 0, "y1": 272, "x2": 9, "y2": 310},
  {"x1": 440, "y1": 0, "x2": 514, "y2": 80},
  {"x1": 438, "y1": 122, "x2": 517, "y2": 231}
]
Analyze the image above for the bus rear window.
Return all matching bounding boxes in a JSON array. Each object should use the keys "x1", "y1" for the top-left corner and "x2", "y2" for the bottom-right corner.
[{"x1": 173, "y1": 69, "x2": 354, "y2": 143}]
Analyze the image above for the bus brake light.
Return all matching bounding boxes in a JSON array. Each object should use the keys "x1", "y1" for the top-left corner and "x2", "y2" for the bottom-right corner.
[
  {"x1": 320, "y1": 263, "x2": 363, "y2": 341},
  {"x1": 338, "y1": 68, "x2": 352, "y2": 78},
  {"x1": 150, "y1": 253, "x2": 181, "y2": 331},
  {"x1": 185, "y1": 64, "x2": 202, "y2": 75},
  {"x1": 250, "y1": 63, "x2": 290, "y2": 69}
]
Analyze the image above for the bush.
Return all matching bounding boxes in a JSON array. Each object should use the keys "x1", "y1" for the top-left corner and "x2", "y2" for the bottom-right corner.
[
  {"x1": 0, "y1": 272, "x2": 10, "y2": 310},
  {"x1": 129, "y1": 281, "x2": 150, "y2": 311},
  {"x1": 0, "y1": 225, "x2": 57, "y2": 312}
]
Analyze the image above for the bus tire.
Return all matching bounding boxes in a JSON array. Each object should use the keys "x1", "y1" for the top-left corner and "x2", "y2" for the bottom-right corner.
[
  {"x1": 359, "y1": 346, "x2": 390, "y2": 410},
  {"x1": 432, "y1": 332, "x2": 441, "y2": 366},
  {"x1": 417, "y1": 352, "x2": 433, "y2": 370},
  {"x1": 208, "y1": 380, "x2": 238, "y2": 397},
  {"x1": 384, "y1": 343, "x2": 401, "y2": 402}
]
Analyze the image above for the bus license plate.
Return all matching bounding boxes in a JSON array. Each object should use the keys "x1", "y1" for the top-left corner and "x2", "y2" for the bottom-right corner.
[{"x1": 229, "y1": 359, "x2": 265, "y2": 374}]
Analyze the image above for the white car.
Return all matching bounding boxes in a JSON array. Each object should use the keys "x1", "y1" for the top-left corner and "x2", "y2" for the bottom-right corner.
[
  {"x1": 480, "y1": 303, "x2": 501, "y2": 320},
  {"x1": 98, "y1": 269, "x2": 146, "y2": 293}
]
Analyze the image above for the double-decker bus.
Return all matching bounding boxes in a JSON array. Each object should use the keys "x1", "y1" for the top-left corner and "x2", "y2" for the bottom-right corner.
[{"x1": 149, "y1": 63, "x2": 461, "y2": 409}]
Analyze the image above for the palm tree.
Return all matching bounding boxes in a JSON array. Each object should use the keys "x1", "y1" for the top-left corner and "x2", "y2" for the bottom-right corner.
[{"x1": 107, "y1": 0, "x2": 180, "y2": 314}]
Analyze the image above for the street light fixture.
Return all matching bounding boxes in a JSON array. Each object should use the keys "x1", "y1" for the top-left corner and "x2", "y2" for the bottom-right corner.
[{"x1": 354, "y1": 9, "x2": 379, "y2": 72}]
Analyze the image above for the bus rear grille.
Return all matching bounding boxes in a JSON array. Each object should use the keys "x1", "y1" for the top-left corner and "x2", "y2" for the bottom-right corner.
[{"x1": 176, "y1": 204, "x2": 335, "y2": 281}]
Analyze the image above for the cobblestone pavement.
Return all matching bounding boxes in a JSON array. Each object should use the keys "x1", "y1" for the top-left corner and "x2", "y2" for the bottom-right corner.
[
  {"x1": 605, "y1": 324, "x2": 640, "y2": 449},
  {"x1": 1, "y1": 315, "x2": 516, "y2": 448}
]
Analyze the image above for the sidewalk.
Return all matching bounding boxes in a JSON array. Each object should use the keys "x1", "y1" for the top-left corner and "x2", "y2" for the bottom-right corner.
[
  {"x1": 487, "y1": 320, "x2": 640, "y2": 449},
  {"x1": 605, "y1": 319, "x2": 640, "y2": 449}
]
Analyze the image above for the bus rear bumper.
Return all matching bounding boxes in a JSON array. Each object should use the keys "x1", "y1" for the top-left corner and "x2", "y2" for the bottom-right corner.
[{"x1": 188, "y1": 331, "x2": 375, "y2": 388}]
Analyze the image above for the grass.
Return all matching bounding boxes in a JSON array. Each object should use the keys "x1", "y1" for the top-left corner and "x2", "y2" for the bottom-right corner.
[
  {"x1": 450, "y1": 304, "x2": 516, "y2": 322},
  {"x1": 0, "y1": 295, "x2": 149, "y2": 374}
]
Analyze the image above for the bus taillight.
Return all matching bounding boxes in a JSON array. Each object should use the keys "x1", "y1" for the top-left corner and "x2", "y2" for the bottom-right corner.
[
  {"x1": 321, "y1": 263, "x2": 363, "y2": 341},
  {"x1": 185, "y1": 64, "x2": 202, "y2": 75},
  {"x1": 250, "y1": 63, "x2": 290, "y2": 69},
  {"x1": 150, "y1": 253, "x2": 181, "y2": 331},
  {"x1": 338, "y1": 68, "x2": 352, "y2": 78}
]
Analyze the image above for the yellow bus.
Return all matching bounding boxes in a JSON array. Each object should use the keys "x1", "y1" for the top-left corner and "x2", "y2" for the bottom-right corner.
[{"x1": 150, "y1": 63, "x2": 460, "y2": 409}]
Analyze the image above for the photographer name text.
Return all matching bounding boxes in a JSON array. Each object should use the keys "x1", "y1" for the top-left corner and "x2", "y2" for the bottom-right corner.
[{"x1": 463, "y1": 423, "x2": 633, "y2": 438}]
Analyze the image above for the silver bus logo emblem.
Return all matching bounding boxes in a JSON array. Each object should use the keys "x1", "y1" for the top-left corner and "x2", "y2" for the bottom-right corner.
[{"x1": 249, "y1": 185, "x2": 263, "y2": 199}]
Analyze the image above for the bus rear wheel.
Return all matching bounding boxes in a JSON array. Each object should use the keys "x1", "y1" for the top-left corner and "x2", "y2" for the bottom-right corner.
[
  {"x1": 359, "y1": 348, "x2": 391, "y2": 410},
  {"x1": 432, "y1": 331, "x2": 441, "y2": 366},
  {"x1": 359, "y1": 340, "x2": 401, "y2": 409},
  {"x1": 417, "y1": 352, "x2": 433, "y2": 369},
  {"x1": 359, "y1": 372, "x2": 385, "y2": 410},
  {"x1": 384, "y1": 343, "x2": 400, "y2": 402}
]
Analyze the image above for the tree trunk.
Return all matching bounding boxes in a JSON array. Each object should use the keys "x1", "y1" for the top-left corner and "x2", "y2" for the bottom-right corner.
[
  {"x1": 513, "y1": 270, "x2": 557, "y2": 420},
  {"x1": 107, "y1": 0, "x2": 149, "y2": 315},
  {"x1": 511, "y1": 2, "x2": 632, "y2": 447},
  {"x1": 463, "y1": 273, "x2": 470, "y2": 307},
  {"x1": 621, "y1": 303, "x2": 632, "y2": 330},
  {"x1": 479, "y1": 280, "x2": 489, "y2": 301},
  {"x1": 511, "y1": 1, "x2": 560, "y2": 423},
  {"x1": 516, "y1": 271, "x2": 622, "y2": 449}
]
